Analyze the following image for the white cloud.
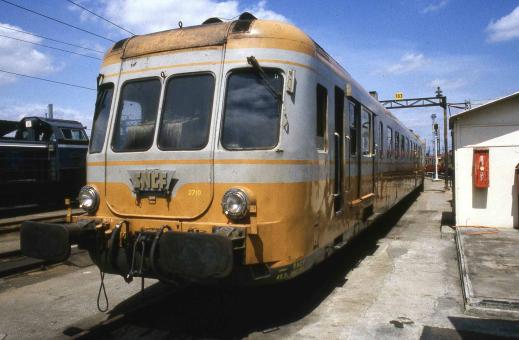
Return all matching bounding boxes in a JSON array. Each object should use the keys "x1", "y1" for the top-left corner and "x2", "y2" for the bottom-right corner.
[
  {"x1": 245, "y1": 0, "x2": 287, "y2": 22},
  {"x1": 0, "y1": 23, "x2": 57, "y2": 85},
  {"x1": 486, "y1": 6, "x2": 519, "y2": 43},
  {"x1": 0, "y1": 102, "x2": 90, "y2": 129},
  {"x1": 66, "y1": 0, "x2": 96, "y2": 23},
  {"x1": 386, "y1": 53, "x2": 428, "y2": 75},
  {"x1": 96, "y1": 0, "x2": 287, "y2": 35},
  {"x1": 429, "y1": 78, "x2": 468, "y2": 91},
  {"x1": 422, "y1": 0, "x2": 449, "y2": 14}
]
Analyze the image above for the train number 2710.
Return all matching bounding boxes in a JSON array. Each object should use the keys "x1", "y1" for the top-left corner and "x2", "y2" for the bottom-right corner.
[{"x1": 188, "y1": 189, "x2": 202, "y2": 197}]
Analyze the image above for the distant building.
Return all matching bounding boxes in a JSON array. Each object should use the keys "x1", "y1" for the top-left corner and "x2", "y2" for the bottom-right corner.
[{"x1": 450, "y1": 91, "x2": 519, "y2": 228}]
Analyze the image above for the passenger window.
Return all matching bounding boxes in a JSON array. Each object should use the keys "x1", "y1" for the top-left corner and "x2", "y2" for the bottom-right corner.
[
  {"x1": 395, "y1": 131, "x2": 400, "y2": 158},
  {"x1": 361, "y1": 109, "x2": 372, "y2": 156},
  {"x1": 349, "y1": 102, "x2": 357, "y2": 156},
  {"x1": 112, "y1": 79, "x2": 161, "y2": 152},
  {"x1": 401, "y1": 135, "x2": 405, "y2": 158},
  {"x1": 158, "y1": 74, "x2": 215, "y2": 150},
  {"x1": 90, "y1": 84, "x2": 114, "y2": 153},
  {"x1": 221, "y1": 69, "x2": 283, "y2": 150},
  {"x1": 406, "y1": 137, "x2": 409, "y2": 159},
  {"x1": 386, "y1": 126, "x2": 393, "y2": 158},
  {"x1": 316, "y1": 84, "x2": 327, "y2": 150},
  {"x1": 379, "y1": 121, "x2": 384, "y2": 158}
]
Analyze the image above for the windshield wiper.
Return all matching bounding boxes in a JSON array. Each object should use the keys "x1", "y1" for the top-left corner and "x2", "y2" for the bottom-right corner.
[{"x1": 246, "y1": 56, "x2": 283, "y2": 102}]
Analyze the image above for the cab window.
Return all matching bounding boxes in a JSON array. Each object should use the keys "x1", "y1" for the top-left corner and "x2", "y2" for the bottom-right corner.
[
  {"x1": 221, "y1": 69, "x2": 283, "y2": 150},
  {"x1": 158, "y1": 74, "x2": 215, "y2": 150},
  {"x1": 112, "y1": 79, "x2": 161, "y2": 152},
  {"x1": 61, "y1": 128, "x2": 86, "y2": 141},
  {"x1": 90, "y1": 84, "x2": 113, "y2": 153}
]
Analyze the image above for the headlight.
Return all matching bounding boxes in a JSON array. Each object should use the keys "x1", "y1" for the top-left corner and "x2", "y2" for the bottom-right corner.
[
  {"x1": 78, "y1": 185, "x2": 99, "y2": 214},
  {"x1": 221, "y1": 188, "x2": 249, "y2": 220}
]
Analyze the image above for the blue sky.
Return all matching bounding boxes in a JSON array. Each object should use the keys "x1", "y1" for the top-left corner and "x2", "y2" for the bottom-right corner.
[{"x1": 0, "y1": 0, "x2": 518, "y2": 146}]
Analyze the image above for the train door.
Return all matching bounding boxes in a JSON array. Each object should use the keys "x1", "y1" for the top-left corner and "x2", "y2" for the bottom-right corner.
[
  {"x1": 374, "y1": 117, "x2": 382, "y2": 203},
  {"x1": 347, "y1": 100, "x2": 360, "y2": 204},
  {"x1": 360, "y1": 107, "x2": 375, "y2": 209},
  {"x1": 333, "y1": 87, "x2": 344, "y2": 213}
]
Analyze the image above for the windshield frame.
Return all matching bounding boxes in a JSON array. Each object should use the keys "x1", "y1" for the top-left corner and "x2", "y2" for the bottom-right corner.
[{"x1": 220, "y1": 67, "x2": 285, "y2": 151}]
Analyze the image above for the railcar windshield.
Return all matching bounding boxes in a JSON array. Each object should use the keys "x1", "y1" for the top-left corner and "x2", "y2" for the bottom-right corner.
[
  {"x1": 221, "y1": 69, "x2": 283, "y2": 150},
  {"x1": 62, "y1": 128, "x2": 87, "y2": 141},
  {"x1": 112, "y1": 79, "x2": 161, "y2": 152},
  {"x1": 89, "y1": 84, "x2": 113, "y2": 153},
  {"x1": 158, "y1": 74, "x2": 215, "y2": 150}
]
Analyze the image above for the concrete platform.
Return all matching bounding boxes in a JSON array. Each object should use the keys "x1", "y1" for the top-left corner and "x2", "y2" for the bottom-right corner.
[{"x1": 456, "y1": 227, "x2": 519, "y2": 318}]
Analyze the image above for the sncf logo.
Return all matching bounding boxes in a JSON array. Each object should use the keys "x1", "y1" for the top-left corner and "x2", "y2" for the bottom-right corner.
[{"x1": 128, "y1": 169, "x2": 176, "y2": 196}]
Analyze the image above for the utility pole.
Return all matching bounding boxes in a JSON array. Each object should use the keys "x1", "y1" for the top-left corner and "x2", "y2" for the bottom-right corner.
[
  {"x1": 431, "y1": 114, "x2": 439, "y2": 181},
  {"x1": 435, "y1": 87, "x2": 449, "y2": 190}
]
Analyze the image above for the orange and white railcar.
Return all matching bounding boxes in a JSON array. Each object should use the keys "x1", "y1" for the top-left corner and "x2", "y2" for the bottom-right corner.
[{"x1": 21, "y1": 13, "x2": 424, "y2": 285}]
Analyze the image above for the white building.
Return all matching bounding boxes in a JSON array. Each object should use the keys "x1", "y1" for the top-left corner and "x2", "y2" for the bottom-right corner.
[{"x1": 450, "y1": 92, "x2": 519, "y2": 228}]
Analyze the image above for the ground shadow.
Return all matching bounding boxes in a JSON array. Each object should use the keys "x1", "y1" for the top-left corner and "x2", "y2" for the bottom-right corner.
[
  {"x1": 420, "y1": 316, "x2": 519, "y2": 340},
  {"x1": 441, "y1": 211, "x2": 454, "y2": 226}
]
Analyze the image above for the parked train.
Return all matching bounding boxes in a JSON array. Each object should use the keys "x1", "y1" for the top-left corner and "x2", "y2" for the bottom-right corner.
[
  {"x1": 21, "y1": 13, "x2": 424, "y2": 286},
  {"x1": 0, "y1": 116, "x2": 88, "y2": 209}
]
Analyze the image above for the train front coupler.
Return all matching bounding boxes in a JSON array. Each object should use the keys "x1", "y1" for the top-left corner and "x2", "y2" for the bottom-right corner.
[
  {"x1": 21, "y1": 219, "x2": 239, "y2": 283},
  {"x1": 97, "y1": 224, "x2": 236, "y2": 283}
]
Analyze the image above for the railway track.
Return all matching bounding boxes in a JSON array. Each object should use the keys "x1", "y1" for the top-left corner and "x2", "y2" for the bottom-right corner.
[
  {"x1": 0, "y1": 243, "x2": 88, "y2": 279},
  {"x1": 0, "y1": 209, "x2": 84, "y2": 278},
  {"x1": 0, "y1": 208, "x2": 83, "y2": 234},
  {"x1": 0, "y1": 248, "x2": 47, "y2": 278}
]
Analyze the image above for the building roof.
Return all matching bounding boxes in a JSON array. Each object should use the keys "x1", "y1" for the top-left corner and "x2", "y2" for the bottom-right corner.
[{"x1": 449, "y1": 91, "x2": 519, "y2": 127}]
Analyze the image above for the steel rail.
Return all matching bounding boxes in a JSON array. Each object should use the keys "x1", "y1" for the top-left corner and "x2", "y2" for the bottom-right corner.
[
  {"x1": 0, "y1": 246, "x2": 86, "y2": 278},
  {"x1": 0, "y1": 208, "x2": 83, "y2": 234}
]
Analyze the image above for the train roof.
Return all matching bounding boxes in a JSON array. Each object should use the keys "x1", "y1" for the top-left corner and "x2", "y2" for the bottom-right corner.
[
  {"x1": 20, "y1": 116, "x2": 85, "y2": 129},
  {"x1": 0, "y1": 120, "x2": 19, "y2": 137},
  {"x1": 103, "y1": 13, "x2": 336, "y2": 68}
]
